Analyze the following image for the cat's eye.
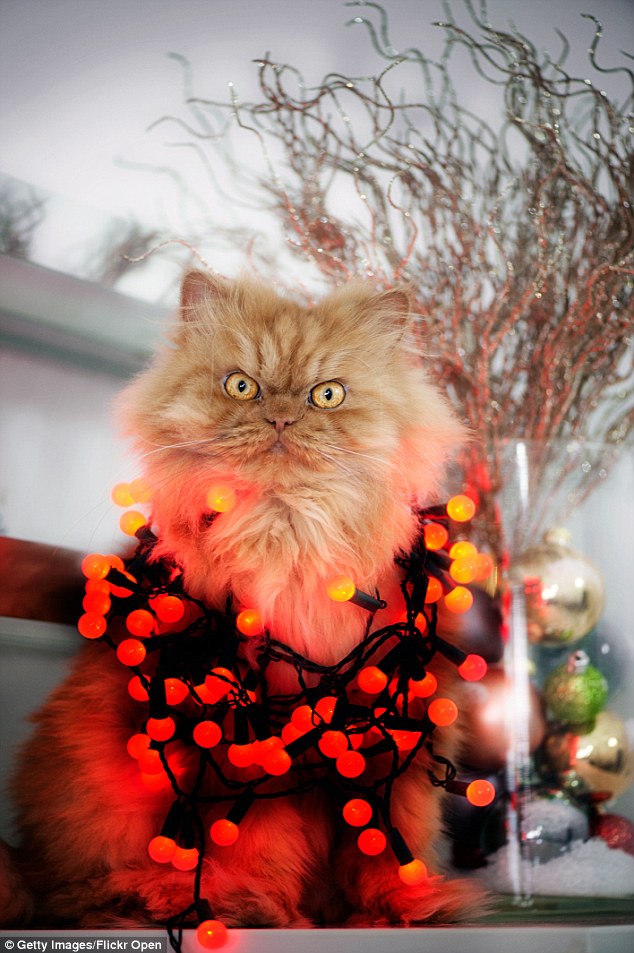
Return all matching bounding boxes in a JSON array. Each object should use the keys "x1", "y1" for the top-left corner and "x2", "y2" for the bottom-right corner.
[
  {"x1": 224, "y1": 371, "x2": 260, "y2": 401},
  {"x1": 309, "y1": 380, "x2": 346, "y2": 409}
]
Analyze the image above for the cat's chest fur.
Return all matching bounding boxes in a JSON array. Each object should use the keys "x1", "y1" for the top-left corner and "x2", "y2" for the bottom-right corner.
[{"x1": 147, "y1": 460, "x2": 417, "y2": 670}]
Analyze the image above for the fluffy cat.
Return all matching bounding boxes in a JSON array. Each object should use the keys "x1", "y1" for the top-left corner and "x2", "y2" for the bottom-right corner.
[{"x1": 5, "y1": 272, "x2": 485, "y2": 928}]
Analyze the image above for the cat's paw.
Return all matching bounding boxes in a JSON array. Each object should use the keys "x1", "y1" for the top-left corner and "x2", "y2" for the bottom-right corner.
[
  {"x1": 215, "y1": 890, "x2": 311, "y2": 929},
  {"x1": 356, "y1": 873, "x2": 491, "y2": 925}
]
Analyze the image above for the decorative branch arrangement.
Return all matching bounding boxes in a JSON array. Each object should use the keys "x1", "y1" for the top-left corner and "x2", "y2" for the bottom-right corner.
[{"x1": 149, "y1": 1, "x2": 633, "y2": 557}]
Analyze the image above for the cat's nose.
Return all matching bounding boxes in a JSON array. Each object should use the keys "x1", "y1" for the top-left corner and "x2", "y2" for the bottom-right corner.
[{"x1": 266, "y1": 416, "x2": 297, "y2": 434}]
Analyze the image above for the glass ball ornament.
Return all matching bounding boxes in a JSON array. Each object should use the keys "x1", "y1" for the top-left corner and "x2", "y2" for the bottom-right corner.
[
  {"x1": 508, "y1": 528, "x2": 604, "y2": 647},
  {"x1": 538, "y1": 710, "x2": 634, "y2": 800},
  {"x1": 544, "y1": 650, "x2": 608, "y2": 728}
]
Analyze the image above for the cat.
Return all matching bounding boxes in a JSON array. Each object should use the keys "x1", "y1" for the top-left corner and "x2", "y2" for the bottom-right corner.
[{"x1": 4, "y1": 271, "x2": 486, "y2": 929}]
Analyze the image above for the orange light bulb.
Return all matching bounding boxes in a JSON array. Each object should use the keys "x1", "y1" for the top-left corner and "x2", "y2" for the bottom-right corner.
[
  {"x1": 206, "y1": 484, "x2": 237, "y2": 513},
  {"x1": 449, "y1": 540, "x2": 478, "y2": 560},
  {"x1": 196, "y1": 920, "x2": 228, "y2": 950},
  {"x1": 77, "y1": 612, "x2": 106, "y2": 639},
  {"x1": 444, "y1": 586, "x2": 474, "y2": 614},
  {"x1": 236, "y1": 609, "x2": 264, "y2": 637},
  {"x1": 466, "y1": 779, "x2": 496, "y2": 807},
  {"x1": 147, "y1": 835, "x2": 176, "y2": 864},
  {"x1": 449, "y1": 556, "x2": 478, "y2": 585},
  {"x1": 423, "y1": 522, "x2": 449, "y2": 551},
  {"x1": 119, "y1": 510, "x2": 147, "y2": 537},
  {"x1": 446, "y1": 494, "x2": 476, "y2": 523},
  {"x1": 388, "y1": 729, "x2": 421, "y2": 751},
  {"x1": 116, "y1": 638, "x2": 147, "y2": 666},
  {"x1": 111, "y1": 482, "x2": 134, "y2": 507},
  {"x1": 146, "y1": 717, "x2": 176, "y2": 742},
  {"x1": 210, "y1": 819, "x2": 239, "y2": 846},
  {"x1": 428, "y1": 698, "x2": 458, "y2": 726},
  {"x1": 342, "y1": 799, "x2": 373, "y2": 827},
  {"x1": 129, "y1": 477, "x2": 152, "y2": 503},
  {"x1": 424, "y1": 577, "x2": 443, "y2": 604},
  {"x1": 126, "y1": 608, "x2": 156, "y2": 637},
  {"x1": 357, "y1": 828, "x2": 387, "y2": 856},
  {"x1": 458, "y1": 654, "x2": 488, "y2": 682},
  {"x1": 357, "y1": 666, "x2": 388, "y2": 695},
  {"x1": 409, "y1": 672, "x2": 437, "y2": 698},
  {"x1": 398, "y1": 858, "x2": 428, "y2": 885},
  {"x1": 474, "y1": 552, "x2": 495, "y2": 581},
  {"x1": 81, "y1": 553, "x2": 111, "y2": 580},
  {"x1": 336, "y1": 750, "x2": 366, "y2": 778},
  {"x1": 193, "y1": 720, "x2": 223, "y2": 748},
  {"x1": 326, "y1": 575, "x2": 356, "y2": 603}
]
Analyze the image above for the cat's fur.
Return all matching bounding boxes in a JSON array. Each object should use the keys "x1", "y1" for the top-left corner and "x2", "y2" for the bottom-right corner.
[{"x1": 5, "y1": 272, "x2": 485, "y2": 928}]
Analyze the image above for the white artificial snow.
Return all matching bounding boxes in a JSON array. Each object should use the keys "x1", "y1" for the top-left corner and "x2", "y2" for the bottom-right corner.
[{"x1": 478, "y1": 837, "x2": 634, "y2": 897}]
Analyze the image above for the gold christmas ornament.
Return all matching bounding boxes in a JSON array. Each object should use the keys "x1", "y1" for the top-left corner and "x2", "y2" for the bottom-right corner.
[
  {"x1": 539, "y1": 710, "x2": 633, "y2": 800},
  {"x1": 508, "y1": 528, "x2": 605, "y2": 647}
]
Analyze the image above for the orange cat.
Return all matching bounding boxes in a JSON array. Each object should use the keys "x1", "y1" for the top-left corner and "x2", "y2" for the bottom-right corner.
[{"x1": 5, "y1": 272, "x2": 486, "y2": 928}]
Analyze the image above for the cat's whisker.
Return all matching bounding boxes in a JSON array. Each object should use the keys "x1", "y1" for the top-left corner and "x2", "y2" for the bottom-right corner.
[{"x1": 321, "y1": 442, "x2": 398, "y2": 473}]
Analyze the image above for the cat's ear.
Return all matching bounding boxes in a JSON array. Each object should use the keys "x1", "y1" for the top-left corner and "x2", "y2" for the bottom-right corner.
[
  {"x1": 179, "y1": 270, "x2": 230, "y2": 320},
  {"x1": 375, "y1": 287, "x2": 413, "y2": 327}
]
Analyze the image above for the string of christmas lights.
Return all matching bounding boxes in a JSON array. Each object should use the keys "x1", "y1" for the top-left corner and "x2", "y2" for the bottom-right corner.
[{"x1": 77, "y1": 483, "x2": 496, "y2": 948}]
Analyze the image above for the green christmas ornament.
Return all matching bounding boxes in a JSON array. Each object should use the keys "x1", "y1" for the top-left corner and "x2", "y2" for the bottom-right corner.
[{"x1": 544, "y1": 650, "x2": 608, "y2": 728}]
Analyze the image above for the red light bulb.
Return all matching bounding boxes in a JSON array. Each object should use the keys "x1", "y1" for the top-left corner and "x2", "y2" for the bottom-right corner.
[
  {"x1": 458, "y1": 654, "x2": 487, "y2": 682},
  {"x1": 147, "y1": 835, "x2": 176, "y2": 864},
  {"x1": 336, "y1": 750, "x2": 366, "y2": 778},
  {"x1": 126, "y1": 608, "x2": 156, "y2": 637},
  {"x1": 261, "y1": 747, "x2": 292, "y2": 776},
  {"x1": 193, "y1": 720, "x2": 222, "y2": 748},
  {"x1": 423, "y1": 522, "x2": 449, "y2": 551},
  {"x1": 466, "y1": 779, "x2": 496, "y2": 807},
  {"x1": 290, "y1": 705, "x2": 315, "y2": 733},
  {"x1": 82, "y1": 590, "x2": 111, "y2": 615},
  {"x1": 357, "y1": 828, "x2": 387, "y2": 856},
  {"x1": 77, "y1": 612, "x2": 106, "y2": 639},
  {"x1": 164, "y1": 677, "x2": 189, "y2": 705},
  {"x1": 171, "y1": 846, "x2": 199, "y2": 871},
  {"x1": 210, "y1": 819, "x2": 239, "y2": 846},
  {"x1": 146, "y1": 717, "x2": 176, "y2": 742},
  {"x1": 116, "y1": 638, "x2": 146, "y2": 666},
  {"x1": 227, "y1": 743, "x2": 255, "y2": 768},
  {"x1": 409, "y1": 672, "x2": 437, "y2": 698},
  {"x1": 342, "y1": 799, "x2": 373, "y2": 827},
  {"x1": 205, "y1": 667, "x2": 236, "y2": 703},
  {"x1": 318, "y1": 730, "x2": 349, "y2": 758},
  {"x1": 81, "y1": 553, "x2": 110, "y2": 580},
  {"x1": 196, "y1": 920, "x2": 228, "y2": 949},
  {"x1": 149, "y1": 594, "x2": 185, "y2": 623},
  {"x1": 313, "y1": 695, "x2": 338, "y2": 725},
  {"x1": 126, "y1": 733, "x2": 150, "y2": 760},
  {"x1": 428, "y1": 698, "x2": 458, "y2": 726},
  {"x1": 357, "y1": 666, "x2": 388, "y2": 695},
  {"x1": 137, "y1": 748, "x2": 164, "y2": 775},
  {"x1": 128, "y1": 676, "x2": 149, "y2": 702}
]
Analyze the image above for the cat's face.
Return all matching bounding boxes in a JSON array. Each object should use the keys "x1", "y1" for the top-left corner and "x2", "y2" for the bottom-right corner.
[{"x1": 123, "y1": 272, "x2": 463, "y2": 500}]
